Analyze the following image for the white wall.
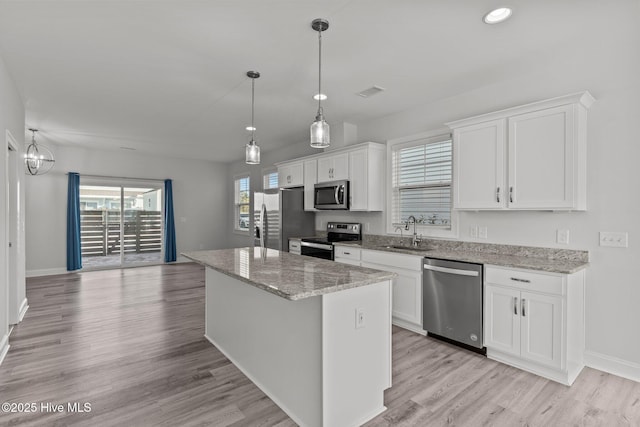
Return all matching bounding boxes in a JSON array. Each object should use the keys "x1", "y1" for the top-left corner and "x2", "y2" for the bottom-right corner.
[
  {"x1": 228, "y1": 5, "x2": 640, "y2": 377},
  {"x1": 25, "y1": 145, "x2": 229, "y2": 275},
  {"x1": 0, "y1": 52, "x2": 25, "y2": 358}
]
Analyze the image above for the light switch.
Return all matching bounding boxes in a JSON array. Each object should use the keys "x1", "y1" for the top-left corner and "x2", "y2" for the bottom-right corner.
[
  {"x1": 599, "y1": 232, "x2": 628, "y2": 248},
  {"x1": 479, "y1": 227, "x2": 488, "y2": 239},
  {"x1": 469, "y1": 226, "x2": 478, "y2": 238}
]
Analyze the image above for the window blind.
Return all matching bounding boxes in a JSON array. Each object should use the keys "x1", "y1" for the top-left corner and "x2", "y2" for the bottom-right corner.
[
  {"x1": 391, "y1": 135, "x2": 452, "y2": 227},
  {"x1": 263, "y1": 172, "x2": 278, "y2": 190}
]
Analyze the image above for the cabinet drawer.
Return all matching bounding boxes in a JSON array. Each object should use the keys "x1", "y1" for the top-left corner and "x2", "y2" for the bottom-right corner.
[
  {"x1": 485, "y1": 265, "x2": 564, "y2": 295},
  {"x1": 361, "y1": 249, "x2": 422, "y2": 271},
  {"x1": 289, "y1": 240, "x2": 301, "y2": 254},
  {"x1": 334, "y1": 246, "x2": 361, "y2": 261}
]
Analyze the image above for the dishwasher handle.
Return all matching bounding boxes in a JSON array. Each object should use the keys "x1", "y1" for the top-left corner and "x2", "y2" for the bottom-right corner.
[{"x1": 423, "y1": 264, "x2": 479, "y2": 277}]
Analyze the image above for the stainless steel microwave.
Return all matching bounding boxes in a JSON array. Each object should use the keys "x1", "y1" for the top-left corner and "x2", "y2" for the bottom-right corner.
[{"x1": 314, "y1": 180, "x2": 349, "y2": 210}]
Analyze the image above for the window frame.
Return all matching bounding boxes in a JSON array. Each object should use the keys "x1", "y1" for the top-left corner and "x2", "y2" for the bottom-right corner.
[
  {"x1": 386, "y1": 129, "x2": 458, "y2": 239},
  {"x1": 233, "y1": 174, "x2": 251, "y2": 234}
]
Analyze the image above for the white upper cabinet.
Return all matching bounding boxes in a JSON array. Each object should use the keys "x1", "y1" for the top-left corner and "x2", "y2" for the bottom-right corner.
[
  {"x1": 447, "y1": 91, "x2": 594, "y2": 211},
  {"x1": 453, "y1": 119, "x2": 506, "y2": 209},
  {"x1": 278, "y1": 161, "x2": 304, "y2": 188},
  {"x1": 348, "y1": 146, "x2": 385, "y2": 211},
  {"x1": 317, "y1": 152, "x2": 349, "y2": 183},
  {"x1": 303, "y1": 159, "x2": 317, "y2": 211}
]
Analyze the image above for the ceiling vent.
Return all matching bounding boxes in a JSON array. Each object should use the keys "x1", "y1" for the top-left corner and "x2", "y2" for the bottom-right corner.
[{"x1": 356, "y1": 85, "x2": 385, "y2": 98}]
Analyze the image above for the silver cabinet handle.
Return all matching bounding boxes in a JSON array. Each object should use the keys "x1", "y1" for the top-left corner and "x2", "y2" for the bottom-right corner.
[
  {"x1": 343, "y1": 252, "x2": 351, "y2": 255},
  {"x1": 496, "y1": 187, "x2": 500, "y2": 203},
  {"x1": 513, "y1": 297, "x2": 518, "y2": 315},
  {"x1": 509, "y1": 186, "x2": 514, "y2": 203},
  {"x1": 510, "y1": 277, "x2": 531, "y2": 283},
  {"x1": 521, "y1": 299, "x2": 526, "y2": 317}
]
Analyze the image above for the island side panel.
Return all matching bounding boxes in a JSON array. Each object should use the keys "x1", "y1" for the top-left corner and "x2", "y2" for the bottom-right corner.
[
  {"x1": 322, "y1": 279, "x2": 392, "y2": 427},
  {"x1": 204, "y1": 267, "x2": 323, "y2": 427}
]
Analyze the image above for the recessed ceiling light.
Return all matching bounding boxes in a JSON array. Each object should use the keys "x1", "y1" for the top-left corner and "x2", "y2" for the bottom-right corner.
[
  {"x1": 245, "y1": 126, "x2": 256, "y2": 131},
  {"x1": 313, "y1": 93, "x2": 327, "y2": 101},
  {"x1": 483, "y1": 7, "x2": 512, "y2": 24}
]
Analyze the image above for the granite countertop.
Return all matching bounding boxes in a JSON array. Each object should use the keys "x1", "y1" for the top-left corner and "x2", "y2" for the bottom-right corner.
[
  {"x1": 182, "y1": 247, "x2": 396, "y2": 301},
  {"x1": 333, "y1": 241, "x2": 589, "y2": 274}
]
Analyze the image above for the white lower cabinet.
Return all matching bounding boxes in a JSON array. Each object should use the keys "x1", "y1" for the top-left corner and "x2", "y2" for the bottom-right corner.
[
  {"x1": 334, "y1": 245, "x2": 361, "y2": 266},
  {"x1": 484, "y1": 265, "x2": 585, "y2": 385},
  {"x1": 288, "y1": 239, "x2": 301, "y2": 255},
  {"x1": 361, "y1": 249, "x2": 423, "y2": 334}
]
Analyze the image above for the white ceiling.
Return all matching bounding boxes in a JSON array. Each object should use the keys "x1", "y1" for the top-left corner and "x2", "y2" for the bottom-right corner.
[{"x1": 0, "y1": 0, "x2": 606, "y2": 163}]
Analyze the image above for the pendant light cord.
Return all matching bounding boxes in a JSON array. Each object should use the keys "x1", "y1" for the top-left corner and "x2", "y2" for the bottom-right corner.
[
  {"x1": 251, "y1": 77, "x2": 256, "y2": 141},
  {"x1": 317, "y1": 27, "x2": 323, "y2": 116}
]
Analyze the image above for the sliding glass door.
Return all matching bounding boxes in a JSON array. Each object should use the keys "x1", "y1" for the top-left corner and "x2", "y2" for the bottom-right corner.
[{"x1": 79, "y1": 181, "x2": 163, "y2": 269}]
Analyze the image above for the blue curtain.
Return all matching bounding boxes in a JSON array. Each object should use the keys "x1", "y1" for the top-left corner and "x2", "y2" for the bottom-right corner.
[
  {"x1": 66, "y1": 172, "x2": 82, "y2": 271},
  {"x1": 164, "y1": 179, "x2": 177, "y2": 262}
]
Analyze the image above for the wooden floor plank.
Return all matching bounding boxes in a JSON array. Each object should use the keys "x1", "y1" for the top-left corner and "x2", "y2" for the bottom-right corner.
[{"x1": 0, "y1": 263, "x2": 638, "y2": 426}]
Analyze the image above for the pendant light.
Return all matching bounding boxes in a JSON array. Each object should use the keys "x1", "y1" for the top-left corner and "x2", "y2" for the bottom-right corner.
[
  {"x1": 245, "y1": 71, "x2": 261, "y2": 164},
  {"x1": 25, "y1": 128, "x2": 55, "y2": 175},
  {"x1": 310, "y1": 18, "x2": 330, "y2": 148}
]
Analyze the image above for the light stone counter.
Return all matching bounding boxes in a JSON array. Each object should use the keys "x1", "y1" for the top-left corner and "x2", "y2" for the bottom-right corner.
[
  {"x1": 334, "y1": 240, "x2": 589, "y2": 274},
  {"x1": 182, "y1": 247, "x2": 395, "y2": 300}
]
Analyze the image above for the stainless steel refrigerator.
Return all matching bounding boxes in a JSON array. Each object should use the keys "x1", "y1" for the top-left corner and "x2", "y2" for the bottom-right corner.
[{"x1": 253, "y1": 187, "x2": 316, "y2": 251}]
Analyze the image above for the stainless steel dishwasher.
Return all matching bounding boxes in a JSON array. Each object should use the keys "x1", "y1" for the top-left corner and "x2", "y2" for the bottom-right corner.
[{"x1": 423, "y1": 258, "x2": 484, "y2": 352}]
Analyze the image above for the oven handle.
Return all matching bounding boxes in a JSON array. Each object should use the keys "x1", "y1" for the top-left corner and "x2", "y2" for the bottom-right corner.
[
  {"x1": 423, "y1": 264, "x2": 479, "y2": 277},
  {"x1": 300, "y1": 241, "x2": 334, "y2": 251}
]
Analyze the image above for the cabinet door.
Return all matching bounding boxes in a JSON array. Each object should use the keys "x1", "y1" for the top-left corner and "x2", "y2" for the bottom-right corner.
[
  {"x1": 484, "y1": 285, "x2": 520, "y2": 356},
  {"x1": 520, "y1": 291, "x2": 563, "y2": 369},
  {"x1": 331, "y1": 153, "x2": 349, "y2": 180},
  {"x1": 348, "y1": 149, "x2": 367, "y2": 210},
  {"x1": 303, "y1": 159, "x2": 317, "y2": 211},
  {"x1": 317, "y1": 153, "x2": 349, "y2": 183},
  {"x1": 279, "y1": 162, "x2": 304, "y2": 188},
  {"x1": 335, "y1": 258, "x2": 361, "y2": 267},
  {"x1": 508, "y1": 105, "x2": 575, "y2": 209},
  {"x1": 362, "y1": 261, "x2": 422, "y2": 328},
  {"x1": 453, "y1": 119, "x2": 506, "y2": 209}
]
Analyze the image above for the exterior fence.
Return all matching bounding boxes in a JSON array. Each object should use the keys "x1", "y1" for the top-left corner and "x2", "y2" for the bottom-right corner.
[{"x1": 81, "y1": 210, "x2": 162, "y2": 257}]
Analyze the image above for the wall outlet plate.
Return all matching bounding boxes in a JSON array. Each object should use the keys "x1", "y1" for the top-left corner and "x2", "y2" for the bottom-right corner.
[
  {"x1": 557, "y1": 229, "x2": 570, "y2": 245},
  {"x1": 479, "y1": 226, "x2": 488, "y2": 239},
  {"x1": 469, "y1": 226, "x2": 478, "y2": 238},
  {"x1": 599, "y1": 231, "x2": 628, "y2": 247}
]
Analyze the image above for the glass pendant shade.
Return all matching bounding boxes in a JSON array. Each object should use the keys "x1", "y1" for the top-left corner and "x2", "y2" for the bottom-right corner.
[
  {"x1": 246, "y1": 140, "x2": 260, "y2": 164},
  {"x1": 244, "y1": 70, "x2": 261, "y2": 164},
  {"x1": 310, "y1": 114, "x2": 330, "y2": 148}
]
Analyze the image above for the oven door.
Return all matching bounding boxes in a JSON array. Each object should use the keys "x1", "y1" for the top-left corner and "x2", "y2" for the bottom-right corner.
[
  {"x1": 300, "y1": 241, "x2": 334, "y2": 260},
  {"x1": 314, "y1": 181, "x2": 349, "y2": 210}
]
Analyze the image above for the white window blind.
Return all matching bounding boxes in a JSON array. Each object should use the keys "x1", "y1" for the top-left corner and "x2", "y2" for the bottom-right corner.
[
  {"x1": 391, "y1": 135, "x2": 452, "y2": 227},
  {"x1": 234, "y1": 176, "x2": 250, "y2": 231},
  {"x1": 263, "y1": 171, "x2": 278, "y2": 190}
]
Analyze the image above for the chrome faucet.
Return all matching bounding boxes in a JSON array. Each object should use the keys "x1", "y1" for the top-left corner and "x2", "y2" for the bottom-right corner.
[{"x1": 405, "y1": 215, "x2": 422, "y2": 247}]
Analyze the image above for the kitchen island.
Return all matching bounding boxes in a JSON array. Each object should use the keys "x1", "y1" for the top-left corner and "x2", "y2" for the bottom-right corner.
[{"x1": 182, "y1": 247, "x2": 396, "y2": 427}]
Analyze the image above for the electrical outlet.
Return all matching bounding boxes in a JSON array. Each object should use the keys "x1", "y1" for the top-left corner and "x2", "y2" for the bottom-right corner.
[
  {"x1": 599, "y1": 232, "x2": 628, "y2": 247},
  {"x1": 479, "y1": 226, "x2": 488, "y2": 239},
  {"x1": 355, "y1": 308, "x2": 366, "y2": 329},
  {"x1": 469, "y1": 226, "x2": 478, "y2": 238},
  {"x1": 557, "y1": 229, "x2": 570, "y2": 245}
]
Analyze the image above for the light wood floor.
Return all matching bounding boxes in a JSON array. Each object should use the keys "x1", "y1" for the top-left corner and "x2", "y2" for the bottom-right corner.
[{"x1": 1, "y1": 263, "x2": 638, "y2": 426}]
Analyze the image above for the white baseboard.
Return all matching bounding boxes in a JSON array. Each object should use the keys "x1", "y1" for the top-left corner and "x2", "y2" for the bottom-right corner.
[
  {"x1": 0, "y1": 334, "x2": 9, "y2": 366},
  {"x1": 17, "y1": 298, "x2": 28, "y2": 322},
  {"x1": 392, "y1": 318, "x2": 427, "y2": 336},
  {"x1": 585, "y1": 350, "x2": 640, "y2": 383},
  {"x1": 26, "y1": 268, "x2": 68, "y2": 278}
]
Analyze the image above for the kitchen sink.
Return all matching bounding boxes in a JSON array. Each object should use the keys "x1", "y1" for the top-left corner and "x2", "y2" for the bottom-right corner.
[{"x1": 380, "y1": 245, "x2": 432, "y2": 252}]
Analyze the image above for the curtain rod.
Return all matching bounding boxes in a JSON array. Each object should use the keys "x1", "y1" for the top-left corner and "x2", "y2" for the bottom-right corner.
[{"x1": 66, "y1": 172, "x2": 166, "y2": 183}]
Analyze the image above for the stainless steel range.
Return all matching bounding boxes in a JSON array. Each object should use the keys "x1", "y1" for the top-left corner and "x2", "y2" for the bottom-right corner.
[{"x1": 300, "y1": 222, "x2": 361, "y2": 260}]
